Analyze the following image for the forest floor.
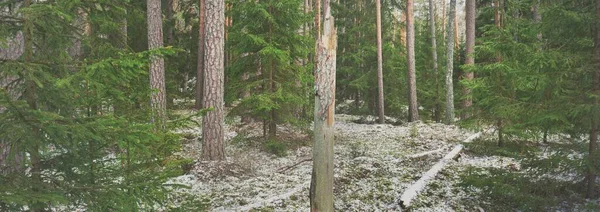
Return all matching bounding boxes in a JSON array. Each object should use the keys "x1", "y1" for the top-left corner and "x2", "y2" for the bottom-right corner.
[{"x1": 167, "y1": 109, "x2": 600, "y2": 211}]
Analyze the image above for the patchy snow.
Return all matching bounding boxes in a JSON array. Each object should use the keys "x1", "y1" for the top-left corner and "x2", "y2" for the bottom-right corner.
[{"x1": 168, "y1": 112, "x2": 486, "y2": 211}]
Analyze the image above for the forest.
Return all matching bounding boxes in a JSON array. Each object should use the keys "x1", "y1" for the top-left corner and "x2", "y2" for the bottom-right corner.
[{"x1": 0, "y1": 0, "x2": 599, "y2": 211}]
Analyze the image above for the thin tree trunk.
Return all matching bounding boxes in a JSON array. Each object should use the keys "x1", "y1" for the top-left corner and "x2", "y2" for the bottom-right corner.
[
  {"x1": 462, "y1": 0, "x2": 475, "y2": 119},
  {"x1": 445, "y1": 0, "x2": 456, "y2": 125},
  {"x1": 428, "y1": 0, "x2": 441, "y2": 123},
  {"x1": 586, "y1": 0, "x2": 600, "y2": 199},
  {"x1": 407, "y1": 0, "x2": 419, "y2": 122},
  {"x1": 23, "y1": 1, "x2": 43, "y2": 211},
  {"x1": 376, "y1": 0, "x2": 385, "y2": 124},
  {"x1": 310, "y1": 0, "x2": 336, "y2": 210},
  {"x1": 147, "y1": 0, "x2": 167, "y2": 128},
  {"x1": 166, "y1": 0, "x2": 175, "y2": 45},
  {"x1": 196, "y1": 0, "x2": 206, "y2": 110},
  {"x1": 494, "y1": 0, "x2": 504, "y2": 147},
  {"x1": 201, "y1": 0, "x2": 226, "y2": 161}
]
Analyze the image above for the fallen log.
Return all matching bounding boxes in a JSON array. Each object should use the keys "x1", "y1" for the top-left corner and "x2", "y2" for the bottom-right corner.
[
  {"x1": 399, "y1": 144, "x2": 463, "y2": 208},
  {"x1": 396, "y1": 131, "x2": 484, "y2": 209}
]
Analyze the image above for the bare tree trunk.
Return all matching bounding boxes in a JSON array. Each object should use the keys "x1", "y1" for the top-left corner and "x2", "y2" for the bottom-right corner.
[
  {"x1": 376, "y1": 0, "x2": 385, "y2": 124},
  {"x1": 428, "y1": 0, "x2": 441, "y2": 123},
  {"x1": 147, "y1": 0, "x2": 167, "y2": 128},
  {"x1": 586, "y1": 0, "x2": 600, "y2": 199},
  {"x1": 407, "y1": 0, "x2": 419, "y2": 122},
  {"x1": 310, "y1": 0, "x2": 336, "y2": 210},
  {"x1": 462, "y1": 0, "x2": 475, "y2": 119},
  {"x1": 201, "y1": 0, "x2": 225, "y2": 161},
  {"x1": 444, "y1": 0, "x2": 456, "y2": 125},
  {"x1": 196, "y1": 0, "x2": 206, "y2": 110},
  {"x1": 494, "y1": 0, "x2": 504, "y2": 147}
]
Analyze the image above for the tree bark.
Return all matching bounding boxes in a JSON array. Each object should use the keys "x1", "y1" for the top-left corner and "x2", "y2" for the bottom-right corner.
[
  {"x1": 376, "y1": 0, "x2": 385, "y2": 124},
  {"x1": 310, "y1": 0, "x2": 336, "y2": 210},
  {"x1": 201, "y1": 0, "x2": 225, "y2": 161},
  {"x1": 196, "y1": 0, "x2": 206, "y2": 110},
  {"x1": 147, "y1": 0, "x2": 167, "y2": 128},
  {"x1": 462, "y1": 0, "x2": 475, "y2": 120},
  {"x1": 407, "y1": 0, "x2": 419, "y2": 122},
  {"x1": 428, "y1": 0, "x2": 441, "y2": 123},
  {"x1": 445, "y1": 0, "x2": 456, "y2": 125},
  {"x1": 586, "y1": 0, "x2": 600, "y2": 199}
]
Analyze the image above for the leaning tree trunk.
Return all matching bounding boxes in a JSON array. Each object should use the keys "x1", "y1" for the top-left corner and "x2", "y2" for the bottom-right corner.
[
  {"x1": 428, "y1": 0, "x2": 441, "y2": 123},
  {"x1": 444, "y1": 0, "x2": 456, "y2": 125},
  {"x1": 407, "y1": 0, "x2": 419, "y2": 122},
  {"x1": 310, "y1": 0, "x2": 336, "y2": 210},
  {"x1": 586, "y1": 0, "x2": 600, "y2": 199},
  {"x1": 462, "y1": 0, "x2": 475, "y2": 119},
  {"x1": 196, "y1": 0, "x2": 206, "y2": 110},
  {"x1": 147, "y1": 0, "x2": 167, "y2": 128},
  {"x1": 201, "y1": 0, "x2": 225, "y2": 161},
  {"x1": 375, "y1": 0, "x2": 385, "y2": 124}
]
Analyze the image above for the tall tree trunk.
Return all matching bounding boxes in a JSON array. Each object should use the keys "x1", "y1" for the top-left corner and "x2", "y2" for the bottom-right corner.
[
  {"x1": 407, "y1": 0, "x2": 419, "y2": 122},
  {"x1": 376, "y1": 0, "x2": 385, "y2": 124},
  {"x1": 586, "y1": 0, "x2": 600, "y2": 199},
  {"x1": 166, "y1": 0, "x2": 175, "y2": 45},
  {"x1": 462, "y1": 0, "x2": 475, "y2": 119},
  {"x1": 310, "y1": 0, "x2": 336, "y2": 210},
  {"x1": 494, "y1": 0, "x2": 504, "y2": 147},
  {"x1": 428, "y1": 0, "x2": 441, "y2": 123},
  {"x1": 147, "y1": 0, "x2": 167, "y2": 128},
  {"x1": 22, "y1": 1, "x2": 43, "y2": 211},
  {"x1": 196, "y1": 0, "x2": 206, "y2": 110},
  {"x1": 445, "y1": 0, "x2": 456, "y2": 124},
  {"x1": 201, "y1": 0, "x2": 225, "y2": 161}
]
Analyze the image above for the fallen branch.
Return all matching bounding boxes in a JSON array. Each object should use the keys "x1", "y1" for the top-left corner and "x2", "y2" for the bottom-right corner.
[
  {"x1": 276, "y1": 158, "x2": 311, "y2": 173},
  {"x1": 406, "y1": 148, "x2": 445, "y2": 159}
]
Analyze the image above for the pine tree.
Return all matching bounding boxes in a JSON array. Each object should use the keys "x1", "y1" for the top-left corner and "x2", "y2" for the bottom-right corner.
[
  {"x1": 147, "y1": 0, "x2": 167, "y2": 128},
  {"x1": 462, "y1": 0, "x2": 475, "y2": 119},
  {"x1": 376, "y1": 0, "x2": 385, "y2": 124},
  {"x1": 202, "y1": 0, "x2": 226, "y2": 160},
  {"x1": 407, "y1": 0, "x2": 419, "y2": 122},
  {"x1": 445, "y1": 0, "x2": 456, "y2": 124},
  {"x1": 196, "y1": 0, "x2": 206, "y2": 110}
]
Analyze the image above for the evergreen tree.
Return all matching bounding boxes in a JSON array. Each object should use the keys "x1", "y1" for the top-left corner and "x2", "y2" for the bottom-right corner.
[{"x1": 227, "y1": 0, "x2": 313, "y2": 138}]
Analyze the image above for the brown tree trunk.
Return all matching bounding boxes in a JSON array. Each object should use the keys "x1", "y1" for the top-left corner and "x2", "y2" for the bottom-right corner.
[
  {"x1": 586, "y1": 0, "x2": 600, "y2": 199},
  {"x1": 201, "y1": 0, "x2": 226, "y2": 161},
  {"x1": 407, "y1": 0, "x2": 419, "y2": 122},
  {"x1": 196, "y1": 0, "x2": 206, "y2": 110},
  {"x1": 428, "y1": 0, "x2": 441, "y2": 123},
  {"x1": 462, "y1": 0, "x2": 475, "y2": 119},
  {"x1": 147, "y1": 0, "x2": 167, "y2": 128},
  {"x1": 445, "y1": 0, "x2": 456, "y2": 124},
  {"x1": 310, "y1": 0, "x2": 336, "y2": 210},
  {"x1": 376, "y1": 0, "x2": 385, "y2": 124}
]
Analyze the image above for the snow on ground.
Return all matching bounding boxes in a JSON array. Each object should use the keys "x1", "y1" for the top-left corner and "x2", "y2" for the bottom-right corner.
[{"x1": 169, "y1": 112, "x2": 485, "y2": 211}]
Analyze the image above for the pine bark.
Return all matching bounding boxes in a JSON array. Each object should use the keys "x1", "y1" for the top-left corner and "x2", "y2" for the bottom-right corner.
[
  {"x1": 428, "y1": 0, "x2": 441, "y2": 123},
  {"x1": 445, "y1": 0, "x2": 456, "y2": 124},
  {"x1": 586, "y1": 0, "x2": 600, "y2": 199},
  {"x1": 310, "y1": 0, "x2": 336, "y2": 210},
  {"x1": 376, "y1": 0, "x2": 385, "y2": 124},
  {"x1": 407, "y1": 0, "x2": 419, "y2": 122},
  {"x1": 201, "y1": 0, "x2": 225, "y2": 161},
  {"x1": 196, "y1": 0, "x2": 206, "y2": 110},
  {"x1": 462, "y1": 0, "x2": 475, "y2": 119},
  {"x1": 147, "y1": 0, "x2": 167, "y2": 128}
]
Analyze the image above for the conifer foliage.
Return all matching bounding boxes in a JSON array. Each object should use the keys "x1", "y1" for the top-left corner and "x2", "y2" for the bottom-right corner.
[{"x1": 226, "y1": 0, "x2": 313, "y2": 138}]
